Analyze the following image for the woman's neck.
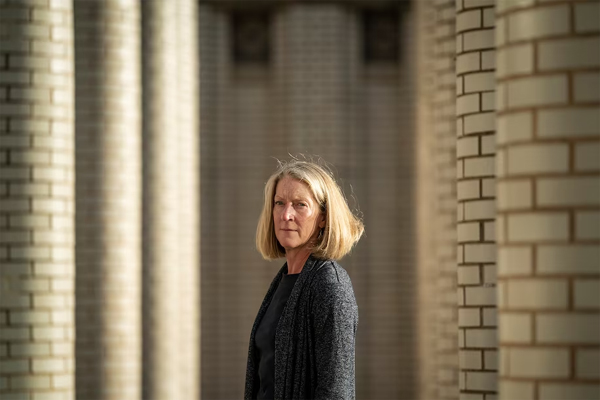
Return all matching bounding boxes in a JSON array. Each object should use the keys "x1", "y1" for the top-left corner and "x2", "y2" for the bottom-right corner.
[{"x1": 285, "y1": 248, "x2": 312, "y2": 275}]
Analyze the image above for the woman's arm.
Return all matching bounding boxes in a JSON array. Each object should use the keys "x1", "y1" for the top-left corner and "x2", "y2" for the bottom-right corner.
[{"x1": 312, "y1": 265, "x2": 358, "y2": 400}]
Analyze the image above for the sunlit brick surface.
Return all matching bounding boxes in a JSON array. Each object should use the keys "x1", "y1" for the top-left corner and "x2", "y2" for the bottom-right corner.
[
  {"x1": 73, "y1": 1, "x2": 142, "y2": 399},
  {"x1": 496, "y1": 1, "x2": 600, "y2": 399},
  {"x1": 0, "y1": 0, "x2": 75, "y2": 398},
  {"x1": 456, "y1": 0, "x2": 498, "y2": 397}
]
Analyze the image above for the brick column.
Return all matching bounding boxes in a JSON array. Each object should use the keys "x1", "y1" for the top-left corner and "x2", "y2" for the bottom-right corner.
[
  {"x1": 496, "y1": 1, "x2": 600, "y2": 399},
  {"x1": 434, "y1": 0, "x2": 459, "y2": 398},
  {"x1": 141, "y1": 1, "x2": 200, "y2": 399},
  {"x1": 141, "y1": 2, "x2": 180, "y2": 399},
  {"x1": 73, "y1": 1, "x2": 142, "y2": 399},
  {"x1": 176, "y1": 1, "x2": 200, "y2": 398},
  {"x1": 456, "y1": 0, "x2": 498, "y2": 398},
  {"x1": 415, "y1": 1, "x2": 439, "y2": 398},
  {"x1": 0, "y1": 1, "x2": 75, "y2": 399},
  {"x1": 416, "y1": 0, "x2": 460, "y2": 398}
]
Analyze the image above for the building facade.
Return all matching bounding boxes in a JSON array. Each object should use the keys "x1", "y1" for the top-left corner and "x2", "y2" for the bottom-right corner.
[{"x1": 1, "y1": 0, "x2": 598, "y2": 399}]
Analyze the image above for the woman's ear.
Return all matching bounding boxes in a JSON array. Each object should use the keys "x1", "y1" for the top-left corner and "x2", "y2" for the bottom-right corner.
[{"x1": 319, "y1": 214, "x2": 326, "y2": 228}]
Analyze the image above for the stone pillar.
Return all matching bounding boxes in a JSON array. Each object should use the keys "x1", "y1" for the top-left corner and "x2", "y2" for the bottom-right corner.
[
  {"x1": 141, "y1": 1, "x2": 200, "y2": 399},
  {"x1": 415, "y1": 0, "x2": 439, "y2": 398},
  {"x1": 496, "y1": 1, "x2": 600, "y2": 399},
  {"x1": 0, "y1": 1, "x2": 75, "y2": 399},
  {"x1": 141, "y1": 2, "x2": 180, "y2": 399},
  {"x1": 73, "y1": 1, "x2": 142, "y2": 399},
  {"x1": 176, "y1": 1, "x2": 201, "y2": 398},
  {"x1": 416, "y1": 0, "x2": 460, "y2": 398},
  {"x1": 434, "y1": 0, "x2": 460, "y2": 398},
  {"x1": 455, "y1": 0, "x2": 498, "y2": 398}
]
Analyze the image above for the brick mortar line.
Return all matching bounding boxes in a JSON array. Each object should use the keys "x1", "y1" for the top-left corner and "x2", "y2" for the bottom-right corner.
[
  {"x1": 456, "y1": 154, "x2": 495, "y2": 161},
  {"x1": 497, "y1": 274, "x2": 600, "y2": 280},
  {"x1": 499, "y1": 343, "x2": 600, "y2": 349},
  {"x1": 498, "y1": 236, "x2": 600, "y2": 244},
  {"x1": 456, "y1": 70, "x2": 496, "y2": 78},
  {"x1": 457, "y1": 305, "x2": 497, "y2": 308},
  {"x1": 496, "y1": 72, "x2": 600, "y2": 84},
  {"x1": 499, "y1": 376, "x2": 600, "y2": 383},
  {"x1": 456, "y1": 26, "x2": 495, "y2": 36},
  {"x1": 495, "y1": 0, "x2": 593, "y2": 19},
  {"x1": 457, "y1": 45, "x2": 496, "y2": 53},
  {"x1": 497, "y1": 140, "x2": 600, "y2": 150},
  {"x1": 498, "y1": 307, "x2": 600, "y2": 313}
]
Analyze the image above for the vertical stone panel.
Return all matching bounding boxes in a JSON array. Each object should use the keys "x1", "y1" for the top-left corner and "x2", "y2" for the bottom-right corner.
[
  {"x1": 199, "y1": 7, "x2": 240, "y2": 399},
  {"x1": 141, "y1": 2, "x2": 180, "y2": 399},
  {"x1": 0, "y1": 1, "x2": 75, "y2": 399},
  {"x1": 456, "y1": 0, "x2": 498, "y2": 398},
  {"x1": 361, "y1": 7, "x2": 417, "y2": 399},
  {"x1": 497, "y1": 1, "x2": 600, "y2": 399},
  {"x1": 273, "y1": 5, "x2": 351, "y2": 168},
  {"x1": 198, "y1": 6, "x2": 219, "y2": 398},
  {"x1": 73, "y1": 1, "x2": 142, "y2": 399}
]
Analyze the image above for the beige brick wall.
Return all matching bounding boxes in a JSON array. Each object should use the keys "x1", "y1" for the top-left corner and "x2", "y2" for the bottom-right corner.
[
  {"x1": 496, "y1": 1, "x2": 600, "y2": 399},
  {"x1": 73, "y1": 1, "x2": 142, "y2": 399},
  {"x1": 0, "y1": 0, "x2": 75, "y2": 398},
  {"x1": 456, "y1": 0, "x2": 498, "y2": 398}
]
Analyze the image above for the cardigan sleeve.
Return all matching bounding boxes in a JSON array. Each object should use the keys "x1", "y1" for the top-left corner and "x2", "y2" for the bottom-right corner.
[{"x1": 311, "y1": 264, "x2": 358, "y2": 400}]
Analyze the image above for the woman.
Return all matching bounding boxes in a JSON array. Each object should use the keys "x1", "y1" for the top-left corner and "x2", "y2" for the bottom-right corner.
[{"x1": 245, "y1": 159, "x2": 364, "y2": 400}]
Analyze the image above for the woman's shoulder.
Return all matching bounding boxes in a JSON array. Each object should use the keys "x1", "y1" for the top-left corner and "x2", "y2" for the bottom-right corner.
[
  {"x1": 309, "y1": 258, "x2": 353, "y2": 290},
  {"x1": 307, "y1": 258, "x2": 358, "y2": 316}
]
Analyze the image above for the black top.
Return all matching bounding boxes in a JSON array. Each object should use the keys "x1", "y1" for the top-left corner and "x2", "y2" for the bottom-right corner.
[{"x1": 254, "y1": 272, "x2": 299, "y2": 400}]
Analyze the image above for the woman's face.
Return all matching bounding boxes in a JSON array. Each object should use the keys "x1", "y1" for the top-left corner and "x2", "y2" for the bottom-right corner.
[{"x1": 273, "y1": 176, "x2": 325, "y2": 253}]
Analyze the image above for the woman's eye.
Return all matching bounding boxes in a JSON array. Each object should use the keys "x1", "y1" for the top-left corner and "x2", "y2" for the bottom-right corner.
[
  {"x1": 274, "y1": 200, "x2": 283, "y2": 206},
  {"x1": 297, "y1": 203, "x2": 307, "y2": 207}
]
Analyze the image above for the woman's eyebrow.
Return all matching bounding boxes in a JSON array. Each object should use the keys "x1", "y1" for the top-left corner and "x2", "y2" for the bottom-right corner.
[{"x1": 274, "y1": 195, "x2": 311, "y2": 202}]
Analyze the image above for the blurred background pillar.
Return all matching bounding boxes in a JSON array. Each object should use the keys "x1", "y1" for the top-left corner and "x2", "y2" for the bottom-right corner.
[
  {"x1": 141, "y1": 2, "x2": 181, "y2": 399},
  {"x1": 73, "y1": 1, "x2": 142, "y2": 399},
  {"x1": 175, "y1": 1, "x2": 201, "y2": 399},
  {"x1": 141, "y1": 0, "x2": 200, "y2": 399},
  {"x1": 0, "y1": 0, "x2": 75, "y2": 398},
  {"x1": 415, "y1": 0, "x2": 460, "y2": 398},
  {"x1": 455, "y1": 0, "x2": 499, "y2": 398},
  {"x1": 415, "y1": 0, "x2": 439, "y2": 398},
  {"x1": 496, "y1": 1, "x2": 600, "y2": 399}
]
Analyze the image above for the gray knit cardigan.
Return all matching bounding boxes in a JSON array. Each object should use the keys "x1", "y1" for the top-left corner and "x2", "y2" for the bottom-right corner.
[{"x1": 244, "y1": 256, "x2": 358, "y2": 400}]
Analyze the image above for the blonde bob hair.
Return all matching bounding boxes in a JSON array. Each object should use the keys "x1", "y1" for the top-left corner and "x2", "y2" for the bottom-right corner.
[{"x1": 256, "y1": 159, "x2": 364, "y2": 260}]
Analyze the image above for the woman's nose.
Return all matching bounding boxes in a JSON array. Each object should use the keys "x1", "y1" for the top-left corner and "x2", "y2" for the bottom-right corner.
[{"x1": 282, "y1": 204, "x2": 294, "y2": 220}]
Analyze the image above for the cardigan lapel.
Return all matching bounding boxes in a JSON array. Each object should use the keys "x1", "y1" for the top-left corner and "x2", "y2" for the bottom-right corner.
[{"x1": 274, "y1": 256, "x2": 322, "y2": 399}]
